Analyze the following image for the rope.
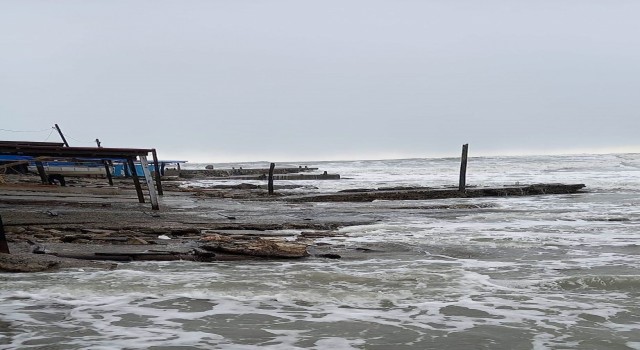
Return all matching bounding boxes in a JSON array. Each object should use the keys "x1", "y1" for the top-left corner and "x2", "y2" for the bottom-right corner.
[
  {"x1": 43, "y1": 128, "x2": 55, "y2": 141},
  {"x1": 65, "y1": 134, "x2": 95, "y2": 146},
  {"x1": 0, "y1": 127, "x2": 53, "y2": 133}
]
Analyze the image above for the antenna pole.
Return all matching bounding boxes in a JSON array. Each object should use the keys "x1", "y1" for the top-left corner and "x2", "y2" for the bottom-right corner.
[{"x1": 54, "y1": 124, "x2": 69, "y2": 147}]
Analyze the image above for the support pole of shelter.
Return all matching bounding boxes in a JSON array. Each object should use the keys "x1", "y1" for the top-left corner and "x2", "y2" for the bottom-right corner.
[
  {"x1": 35, "y1": 161, "x2": 48, "y2": 184},
  {"x1": 127, "y1": 158, "x2": 145, "y2": 203},
  {"x1": 95, "y1": 138, "x2": 114, "y2": 186},
  {"x1": 151, "y1": 149, "x2": 163, "y2": 196},
  {"x1": 103, "y1": 162, "x2": 114, "y2": 186},
  {"x1": 268, "y1": 162, "x2": 275, "y2": 195},
  {"x1": 139, "y1": 155, "x2": 159, "y2": 210},
  {"x1": 54, "y1": 124, "x2": 69, "y2": 147},
  {"x1": 459, "y1": 143, "x2": 469, "y2": 192},
  {"x1": 123, "y1": 162, "x2": 131, "y2": 178},
  {"x1": 0, "y1": 215, "x2": 9, "y2": 254}
]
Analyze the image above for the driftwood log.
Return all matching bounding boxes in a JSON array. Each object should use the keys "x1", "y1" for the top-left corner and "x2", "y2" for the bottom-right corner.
[{"x1": 200, "y1": 234, "x2": 309, "y2": 258}]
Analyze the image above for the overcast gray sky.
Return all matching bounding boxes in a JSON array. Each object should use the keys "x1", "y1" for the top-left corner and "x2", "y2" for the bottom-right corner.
[{"x1": 1, "y1": 0, "x2": 639, "y2": 162}]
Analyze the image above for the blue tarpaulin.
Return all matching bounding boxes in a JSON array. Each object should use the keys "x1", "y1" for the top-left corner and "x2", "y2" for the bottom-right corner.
[{"x1": 0, "y1": 155, "x2": 33, "y2": 161}]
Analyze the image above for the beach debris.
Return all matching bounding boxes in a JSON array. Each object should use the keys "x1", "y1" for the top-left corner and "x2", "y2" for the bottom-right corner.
[
  {"x1": 0, "y1": 253, "x2": 60, "y2": 272},
  {"x1": 200, "y1": 234, "x2": 309, "y2": 258},
  {"x1": 157, "y1": 234, "x2": 171, "y2": 240}
]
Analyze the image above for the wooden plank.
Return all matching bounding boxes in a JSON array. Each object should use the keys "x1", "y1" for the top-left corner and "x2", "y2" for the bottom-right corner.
[{"x1": 139, "y1": 155, "x2": 159, "y2": 210}]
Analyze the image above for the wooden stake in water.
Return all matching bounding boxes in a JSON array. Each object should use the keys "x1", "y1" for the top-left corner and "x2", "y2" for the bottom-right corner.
[
  {"x1": 268, "y1": 163, "x2": 276, "y2": 195},
  {"x1": 459, "y1": 143, "x2": 469, "y2": 192}
]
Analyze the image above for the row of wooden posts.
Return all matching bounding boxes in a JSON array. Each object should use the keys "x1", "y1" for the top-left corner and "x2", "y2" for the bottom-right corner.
[{"x1": 265, "y1": 143, "x2": 470, "y2": 196}]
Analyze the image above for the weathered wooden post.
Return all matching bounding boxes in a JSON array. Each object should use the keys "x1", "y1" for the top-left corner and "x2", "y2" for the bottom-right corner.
[
  {"x1": 268, "y1": 162, "x2": 275, "y2": 195},
  {"x1": 0, "y1": 215, "x2": 10, "y2": 254},
  {"x1": 459, "y1": 143, "x2": 469, "y2": 192}
]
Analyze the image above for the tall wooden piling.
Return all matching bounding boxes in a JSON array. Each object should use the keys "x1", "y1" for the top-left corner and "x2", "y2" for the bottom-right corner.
[
  {"x1": 268, "y1": 163, "x2": 275, "y2": 195},
  {"x1": 459, "y1": 143, "x2": 469, "y2": 192},
  {"x1": 0, "y1": 215, "x2": 9, "y2": 254}
]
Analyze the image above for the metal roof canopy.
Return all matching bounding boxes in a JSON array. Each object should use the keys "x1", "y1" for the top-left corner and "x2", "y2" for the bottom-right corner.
[
  {"x1": 0, "y1": 141, "x2": 163, "y2": 210},
  {"x1": 0, "y1": 141, "x2": 65, "y2": 148},
  {"x1": 0, "y1": 143, "x2": 154, "y2": 159}
]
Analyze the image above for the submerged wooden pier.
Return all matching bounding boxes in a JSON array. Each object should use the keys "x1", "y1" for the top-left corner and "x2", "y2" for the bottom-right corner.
[{"x1": 289, "y1": 183, "x2": 586, "y2": 202}]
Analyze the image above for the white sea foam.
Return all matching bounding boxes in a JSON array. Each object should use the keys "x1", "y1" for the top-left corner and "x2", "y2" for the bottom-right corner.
[{"x1": 2, "y1": 154, "x2": 640, "y2": 349}]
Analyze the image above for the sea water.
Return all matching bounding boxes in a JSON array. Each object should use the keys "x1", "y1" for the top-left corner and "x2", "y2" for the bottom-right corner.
[{"x1": 1, "y1": 153, "x2": 640, "y2": 349}]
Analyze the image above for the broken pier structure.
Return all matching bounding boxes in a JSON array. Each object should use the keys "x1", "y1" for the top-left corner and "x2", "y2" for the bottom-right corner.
[{"x1": 0, "y1": 141, "x2": 163, "y2": 210}]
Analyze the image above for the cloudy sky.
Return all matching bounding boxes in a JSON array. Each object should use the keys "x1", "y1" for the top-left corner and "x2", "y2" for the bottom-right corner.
[{"x1": 1, "y1": 0, "x2": 639, "y2": 162}]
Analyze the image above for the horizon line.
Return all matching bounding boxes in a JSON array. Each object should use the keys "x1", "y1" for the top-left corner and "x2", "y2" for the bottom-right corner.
[{"x1": 163, "y1": 146, "x2": 640, "y2": 164}]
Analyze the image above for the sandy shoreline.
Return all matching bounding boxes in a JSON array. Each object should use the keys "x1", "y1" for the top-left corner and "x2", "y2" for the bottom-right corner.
[
  {"x1": 0, "y1": 174, "x2": 374, "y2": 272},
  {"x1": 0, "y1": 171, "x2": 587, "y2": 272}
]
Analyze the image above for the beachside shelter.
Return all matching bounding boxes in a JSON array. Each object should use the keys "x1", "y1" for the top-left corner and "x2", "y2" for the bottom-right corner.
[{"x1": 0, "y1": 141, "x2": 164, "y2": 210}]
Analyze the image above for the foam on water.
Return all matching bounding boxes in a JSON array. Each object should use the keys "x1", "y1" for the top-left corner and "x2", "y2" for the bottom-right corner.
[{"x1": 2, "y1": 153, "x2": 640, "y2": 349}]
